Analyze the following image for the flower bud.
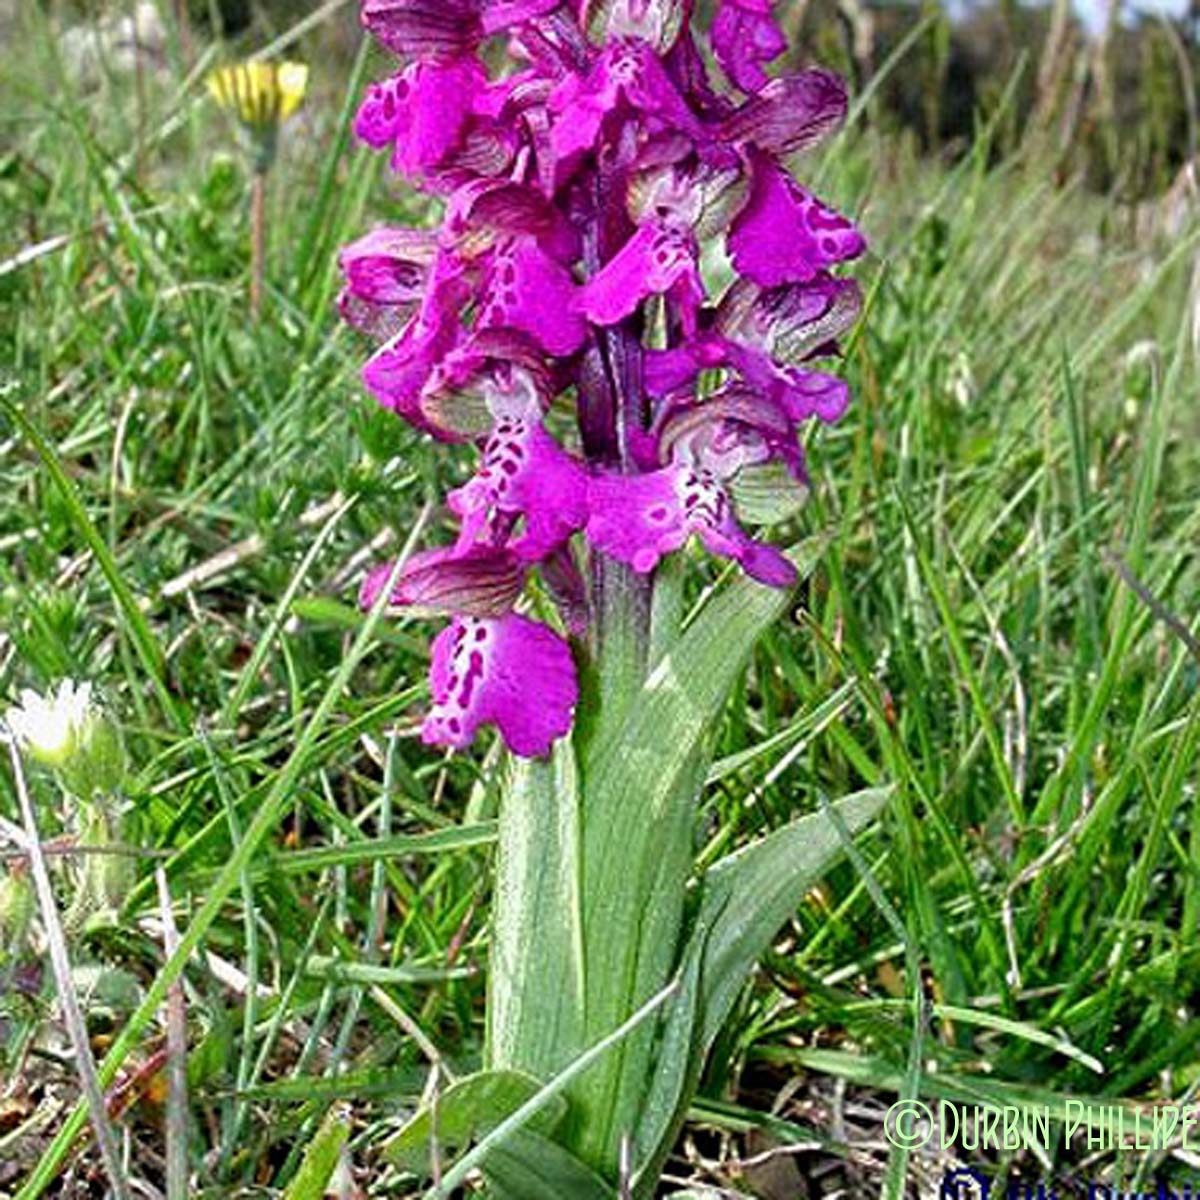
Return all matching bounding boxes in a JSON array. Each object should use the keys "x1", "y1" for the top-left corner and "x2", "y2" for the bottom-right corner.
[{"x1": 0, "y1": 866, "x2": 34, "y2": 964}]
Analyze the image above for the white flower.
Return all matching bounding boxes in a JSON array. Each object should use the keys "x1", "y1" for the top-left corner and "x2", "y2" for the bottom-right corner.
[
  {"x1": 5, "y1": 680, "x2": 95, "y2": 764},
  {"x1": 3, "y1": 681, "x2": 125, "y2": 793}
]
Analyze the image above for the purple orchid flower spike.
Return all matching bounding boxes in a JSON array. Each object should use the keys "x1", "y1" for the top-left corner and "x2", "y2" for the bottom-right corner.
[{"x1": 343, "y1": 0, "x2": 866, "y2": 757}]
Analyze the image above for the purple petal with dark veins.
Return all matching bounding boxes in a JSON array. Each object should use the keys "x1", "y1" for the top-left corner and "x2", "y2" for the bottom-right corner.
[
  {"x1": 362, "y1": 0, "x2": 481, "y2": 59},
  {"x1": 721, "y1": 68, "x2": 847, "y2": 155},
  {"x1": 360, "y1": 546, "x2": 525, "y2": 617}
]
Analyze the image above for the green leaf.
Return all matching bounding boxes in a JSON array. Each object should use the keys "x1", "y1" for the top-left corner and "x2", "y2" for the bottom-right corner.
[
  {"x1": 382, "y1": 1070, "x2": 568, "y2": 1176},
  {"x1": 266, "y1": 823, "x2": 497, "y2": 877},
  {"x1": 486, "y1": 540, "x2": 828, "y2": 1177},
  {"x1": 487, "y1": 742, "x2": 586, "y2": 1084},
  {"x1": 303, "y1": 955, "x2": 476, "y2": 986},
  {"x1": 234, "y1": 1065, "x2": 425, "y2": 1104},
  {"x1": 635, "y1": 788, "x2": 890, "y2": 1193},
  {"x1": 483, "y1": 1130, "x2": 614, "y2": 1200},
  {"x1": 691, "y1": 788, "x2": 889, "y2": 1053},
  {"x1": 432, "y1": 984, "x2": 678, "y2": 1199},
  {"x1": 281, "y1": 1103, "x2": 351, "y2": 1200},
  {"x1": 565, "y1": 540, "x2": 826, "y2": 1168},
  {"x1": 780, "y1": 1046, "x2": 1125, "y2": 1131}
]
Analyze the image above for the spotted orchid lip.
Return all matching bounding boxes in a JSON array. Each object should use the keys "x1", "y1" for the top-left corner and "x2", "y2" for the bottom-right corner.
[
  {"x1": 477, "y1": 238, "x2": 587, "y2": 357},
  {"x1": 448, "y1": 409, "x2": 589, "y2": 563},
  {"x1": 586, "y1": 461, "x2": 797, "y2": 588},
  {"x1": 729, "y1": 148, "x2": 867, "y2": 288},
  {"x1": 423, "y1": 614, "x2": 578, "y2": 758}
]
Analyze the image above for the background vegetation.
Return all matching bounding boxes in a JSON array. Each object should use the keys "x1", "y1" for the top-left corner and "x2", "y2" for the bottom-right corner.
[{"x1": 1, "y1": 0, "x2": 1198, "y2": 1196}]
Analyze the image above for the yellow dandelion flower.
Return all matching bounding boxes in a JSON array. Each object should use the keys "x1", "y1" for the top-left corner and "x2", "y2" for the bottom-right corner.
[{"x1": 207, "y1": 60, "x2": 308, "y2": 131}]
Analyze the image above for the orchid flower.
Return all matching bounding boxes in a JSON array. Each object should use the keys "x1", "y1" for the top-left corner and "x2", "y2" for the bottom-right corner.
[{"x1": 341, "y1": 0, "x2": 874, "y2": 1189}]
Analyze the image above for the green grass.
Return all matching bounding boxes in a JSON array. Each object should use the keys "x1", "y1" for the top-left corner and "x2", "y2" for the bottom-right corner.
[{"x1": 2, "y1": 3, "x2": 1199, "y2": 1197}]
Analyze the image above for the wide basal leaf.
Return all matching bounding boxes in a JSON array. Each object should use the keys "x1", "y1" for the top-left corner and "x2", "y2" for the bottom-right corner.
[
  {"x1": 634, "y1": 787, "x2": 890, "y2": 1193},
  {"x1": 690, "y1": 788, "x2": 889, "y2": 1053},
  {"x1": 382, "y1": 1069, "x2": 567, "y2": 1175},
  {"x1": 483, "y1": 1129, "x2": 615, "y2": 1200}
]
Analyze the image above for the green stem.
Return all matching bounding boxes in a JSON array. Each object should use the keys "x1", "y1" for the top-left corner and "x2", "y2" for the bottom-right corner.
[
  {"x1": 590, "y1": 555, "x2": 652, "y2": 733},
  {"x1": 250, "y1": 170, "x2": 266, "y2": 322},
  {"x1": 64, "y1": 794, "x2": 131, "y2": 935}
]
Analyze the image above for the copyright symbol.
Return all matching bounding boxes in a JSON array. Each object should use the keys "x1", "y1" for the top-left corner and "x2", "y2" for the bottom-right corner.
[{"x1": 884, "y1": 1099, "x2": 933, "y2": 1149}]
